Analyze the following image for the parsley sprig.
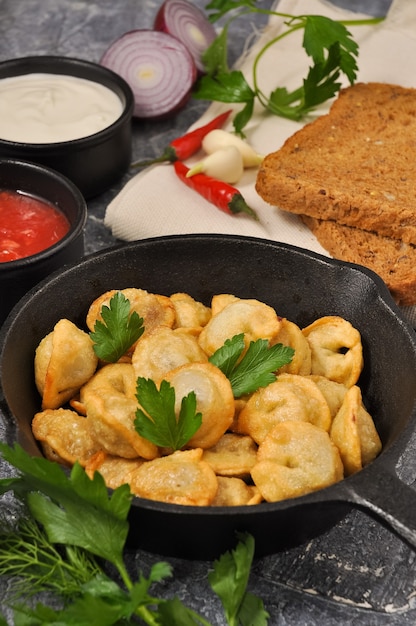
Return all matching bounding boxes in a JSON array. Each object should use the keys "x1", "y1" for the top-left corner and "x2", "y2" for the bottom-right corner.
[
  {"x1": 90, "y1": 291, "x2": 144, "y2": 363},
  {"x1": 0, "y1": 442, "x2": 269, "y2": 625},
  {"x1": 134, "y1": 334, "x2": 293, "y2": 449},
  {"x1": 209, "y1": 333, "x2": 294, "y2": 397},
  {"x1": 135, "y1": 378, "x2": 202, "y2": 449},
  {"x1": 194, "y1": 1, "x2": 383, "y2": 133}
]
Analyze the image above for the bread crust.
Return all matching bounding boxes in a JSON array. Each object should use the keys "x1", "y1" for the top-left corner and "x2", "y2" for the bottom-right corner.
[
  {"x1": 256, "y1": 82, "x2": 416, "y2": 244},
  {"x1": 302, "y1": 215, "x2": 416, "y2": 306}
]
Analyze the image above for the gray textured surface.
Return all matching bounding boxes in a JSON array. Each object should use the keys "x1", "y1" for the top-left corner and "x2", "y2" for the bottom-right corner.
[{"x1": 3, "y1": 0, "x2": 416, "y2": 624}]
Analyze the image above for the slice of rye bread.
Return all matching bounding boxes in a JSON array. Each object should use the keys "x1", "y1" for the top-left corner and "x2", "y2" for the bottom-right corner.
[
  {"x1": 302, "y1": 215, "x2": 416, "y2": 306},
  {"x1": 255, "y1": 82, "x2": 416, "y2": 244}
]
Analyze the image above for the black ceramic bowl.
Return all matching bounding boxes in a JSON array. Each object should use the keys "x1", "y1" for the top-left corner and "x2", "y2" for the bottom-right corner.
[
  {"x1": 0, "y1": 56, "x2": 134, "y2": 198},
  {"x1": 0, "y1": 158, "x2": 86, "y2": 327},
  {"x1": 1, "y1": 235, "x2": 416, "y2": 560}
]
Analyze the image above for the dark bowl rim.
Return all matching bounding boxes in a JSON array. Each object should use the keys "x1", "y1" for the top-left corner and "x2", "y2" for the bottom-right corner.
[
  {"x1": 0, "y1": 157, "x2": 87, "y2": 268},
  {"x1": 0, "y1": 55, "x2": 135, "y2": 149}
]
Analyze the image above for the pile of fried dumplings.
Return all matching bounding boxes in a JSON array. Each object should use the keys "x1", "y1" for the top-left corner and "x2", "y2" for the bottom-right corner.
[{"x1": 32, "y1": 288, "x2": 382, "y2": 507}]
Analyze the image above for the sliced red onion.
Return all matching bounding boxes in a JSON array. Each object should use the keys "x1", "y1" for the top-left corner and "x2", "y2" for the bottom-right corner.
[
  {"x1": 154, "y1": 0, "x2": 217, "y2": 73},
  {"x1": 100, "y1": 29, "x2": 197, "y2": 119}
]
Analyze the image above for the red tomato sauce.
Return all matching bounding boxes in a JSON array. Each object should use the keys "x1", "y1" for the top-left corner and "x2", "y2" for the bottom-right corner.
[{"x1": 0, "y1": 189, "x2": 70, "y2": 262}]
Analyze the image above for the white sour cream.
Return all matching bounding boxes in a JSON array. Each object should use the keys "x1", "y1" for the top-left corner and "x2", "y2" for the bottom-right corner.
[{"x1": 0, "y1": 73, "x2": 124, "y2": 143}]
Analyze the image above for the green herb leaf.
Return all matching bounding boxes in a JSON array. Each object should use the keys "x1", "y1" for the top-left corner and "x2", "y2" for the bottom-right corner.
[
  {"x1": 196, "y1": 5, "x2": 381, "y2": 132},
  {"x1": 194, "y1": 70, "x2": 255, "y2": 104},
  {"x1": 158, "y1": 597, "x2": 207, "y2": 625},
  {"x1": 209, "y1": 333, "x2": 245, "y2": 377},
  {"x1": 230, "y1": 340, "x2": 294, "y2": 397},
  {"x1": 0, "y1": 443, "x2": 132, "y2": 569},
  {"x1": 303, "y1": 16, "x2": 358, "y2": 72},
  {"x1": 90, "y1": 291, "x2": 144, "y2": 363},
  {"x1": 202, "y1": 26, "x2": 230, "y2": 74},
  {"x1": 135, "y1": 378, "x2": 203, "y2": 450},
  {"x1": 209, "y1": 533, "x2": 269, "y2": 626},
  {"x1": 209, "y1": 335, "x2": 294, "y2": 398},
  {"x1": 205, "y1": 0, "x2": 257, "y2": 23},
  {"x1": 0, "y1": 516, "x2": 100, "y2": 600}
]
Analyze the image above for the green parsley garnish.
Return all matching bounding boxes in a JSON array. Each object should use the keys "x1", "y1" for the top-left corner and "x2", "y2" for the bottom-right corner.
[
  {"x1": 209, "y1": 333, "x2": 294, "y2": 397},
  {"x1": 209, "y1": 532, "x2": 269, "y2": 626},
  {"x1": 0, "y1": 442, "x2": 267, "y2": 625},
  {"x1": 134, "y1": 377, "x2": 203, "y2": 450},
  {"x1": 194, "y1": 2, "x2": 383, "y2": 133},
  {"x1": 90, "y1": 291, "x2": 144, "y2": 362}
]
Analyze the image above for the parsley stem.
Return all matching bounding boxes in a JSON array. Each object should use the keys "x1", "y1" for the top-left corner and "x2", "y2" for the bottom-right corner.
[
  {"x1": 115, "y1": 558, "x2": 134, "y2": 591},
  {"x1": 251, "y1": 21, "x2": 305, "y2": 109}
]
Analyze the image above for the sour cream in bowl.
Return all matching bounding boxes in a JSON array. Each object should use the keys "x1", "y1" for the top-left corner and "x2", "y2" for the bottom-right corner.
[{"x1": 0, "y1": 57, "x2": 134, "y2": 198}]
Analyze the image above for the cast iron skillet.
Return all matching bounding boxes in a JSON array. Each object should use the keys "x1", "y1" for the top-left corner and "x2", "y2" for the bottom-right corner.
[{"x1": 1, "y1": 234, "x2": 416, "y2": 560}]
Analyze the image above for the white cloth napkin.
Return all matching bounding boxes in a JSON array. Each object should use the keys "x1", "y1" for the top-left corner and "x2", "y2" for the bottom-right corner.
[{"x1": 105, "y1": 0, "x2": 416, "y2": 326}]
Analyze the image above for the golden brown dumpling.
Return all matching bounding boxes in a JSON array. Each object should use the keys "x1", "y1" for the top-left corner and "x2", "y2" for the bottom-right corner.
[
  {"x1": 32, "y1": 408, "x2": 100, "y2": 467},
  {"x1": 86, "y1": 288, "x2": 175, "y2": 354},
  {"x1": 211, "y1": 476, "x2": 262, "y2": 506},
  {"x1": 85, "y1": 450, "x2": 145, "y2": 490},
  {"x1": 81, "y1": 363, "x2": 158, "y2": 460},
  {"x1": 130, "y1": 448, "x2": 218, "y2": 506},
  {"x1": 251, "y1": 421, "x2": 344, "y2": 502},
  {"x1": 34, "y1": 319, "x2": 98, "y2": 410},
  {"x1": 302, "y1": 316, "x2": 363, "y2": 387},
  {"x1": 162, "y1": 362, "x2": 235, "y2": 449},
  {"x1": 170, "y1": 292, "x2": 211, "y2": 332},
  {"x1": 202, "y1": 433, "x2": 258, "y2": 478},
  {"x1": 237, "y1": 373, "x2": 332, "y2": 444},
  {"x1": 132, "y1": 326, "x2": 208, "y2": 381},
  {"x1": 198, "y1": 297, "x2": 282, "y2": 356},
  {"x1": 271, "y1": 318, "x2": 312, "y2": 376},
  {"x1": 330, "y1": 385, "x2": 382, "y2": 475}
]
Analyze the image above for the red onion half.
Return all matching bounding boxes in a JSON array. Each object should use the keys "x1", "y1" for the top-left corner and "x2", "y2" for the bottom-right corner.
[
  {"x1": 101, "y1": 30, "x2": 197, "y2": 119},
  {"x1": 154, "y1": 0, "x2": 217, "y2": 73}
]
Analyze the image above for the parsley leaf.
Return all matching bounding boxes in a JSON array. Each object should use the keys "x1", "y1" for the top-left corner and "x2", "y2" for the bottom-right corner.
[
  {"x1": 209, "y1": 334, "x2": 294, "y2": 398},
  {"x1": 90, "y1": 291, "x2": 144, "y2": 363},
  {"x1": 0, "y1": 442, "x2": 131, "y2": 571},
  {"x1": 209, "y1": 533, "x2": 269, "y2": 626},
  {"x1": 134, "y1": 378, "x2": 203, "y2": 450},
  {"x1": 194, "y1": 5, "x2": 383, "y2": 133},
  {"x1": 195, "y1": 70, "x2": 255, "y2": 103}
]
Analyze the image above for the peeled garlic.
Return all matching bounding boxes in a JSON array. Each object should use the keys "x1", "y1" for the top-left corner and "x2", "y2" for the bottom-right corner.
[
  {"x1": 202, "y1": 129, "x2": 264, "y2": 167},
  {"x1": 186, "y1": 145, "x2": 244, "y2": 184}
]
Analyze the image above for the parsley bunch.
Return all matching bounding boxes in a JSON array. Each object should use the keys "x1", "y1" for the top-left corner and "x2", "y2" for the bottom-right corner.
[
  {"x1": 193, "y1": 0, "x2": 383, "y2": 133},
  {"x1": 0, "y1": 443, "x2": 269, "y2": 625}
]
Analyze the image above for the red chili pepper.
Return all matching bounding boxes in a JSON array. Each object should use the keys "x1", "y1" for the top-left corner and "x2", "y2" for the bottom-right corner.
[
  {"x1": 173, "y1": 161, "x2": 259, "y2": 221},
  {"x1": 131, "y1": 110, "x2": 232, "y2": 168}
]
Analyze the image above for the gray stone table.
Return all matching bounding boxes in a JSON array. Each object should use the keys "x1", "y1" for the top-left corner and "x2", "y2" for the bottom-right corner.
[{"x1": 3, "y1": 1, "x2": 416, "y2": 625}]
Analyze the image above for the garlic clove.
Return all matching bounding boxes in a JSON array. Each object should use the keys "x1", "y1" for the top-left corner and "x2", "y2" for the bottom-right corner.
[
  {"x1": 186, "y1": 145, "x2": 244, "y2": 184},
  {"x1": 202, "y1": 129, "x2": 264, "y2": 167}
]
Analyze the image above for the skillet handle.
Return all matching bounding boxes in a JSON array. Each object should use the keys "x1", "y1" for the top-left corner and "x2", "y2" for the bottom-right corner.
[{"x1": 345, "y1": 465, "x2": 416, "y2": 550}]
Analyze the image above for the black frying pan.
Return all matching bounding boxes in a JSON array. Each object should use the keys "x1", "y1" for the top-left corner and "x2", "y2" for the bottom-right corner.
[{"x1": 1, "y1": 234, "x2": 416, "y2": 559}]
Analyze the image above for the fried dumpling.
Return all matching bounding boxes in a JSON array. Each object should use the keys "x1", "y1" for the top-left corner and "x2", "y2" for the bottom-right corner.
[
  {"x1": 302, "y1": 316, "x2": 363, "y2": 387},
  {"x1": 162, "y1": 362, "x2": 235, "y2": 449},
  {"x1": 251, "y1": 421, "x2": 344, "y2": 502},
  {"x1": 86, "y1": 288, "x2": 175, "y2": 354},
  {"x1": 130, "y1": 448, "x2": 218, "y2": 506},
  {"x1": 237, "y1": 373, "x2": 332, "y2": 444},
  {"x1": 198, "y1": 297, "x2": 282, "y2": 356},
  {"x1": 132, "y1": 326, "x2": 208, "y2": 381},
  {"x1": 32, "y1": 408, "x2": 100, "y2": 467},
  {"x1": 81, "y1": 363, "x2": 158, "y2": 460},
  {"x1": 35, "y1": 319, "x2": 98, "y2": 410}
]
